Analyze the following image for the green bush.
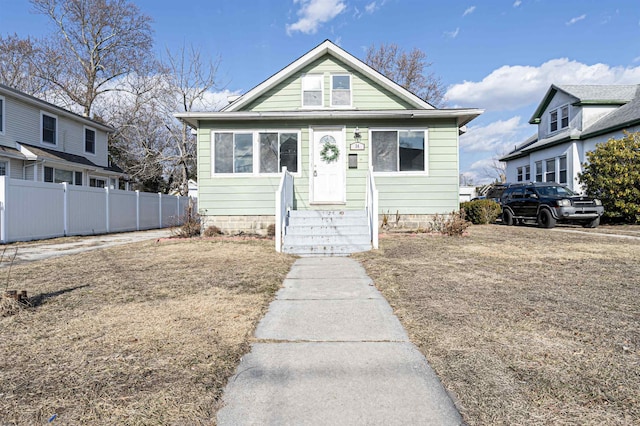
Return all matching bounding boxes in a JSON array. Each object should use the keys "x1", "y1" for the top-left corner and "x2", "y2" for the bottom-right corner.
[{"x1": 461, "y1": 199, "x2": 502, "y2": 224}]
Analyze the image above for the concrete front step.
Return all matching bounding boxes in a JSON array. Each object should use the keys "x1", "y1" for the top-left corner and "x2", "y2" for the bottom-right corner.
[{"x1": 283, "y1": 209, "x2": 372, "y2": 256}]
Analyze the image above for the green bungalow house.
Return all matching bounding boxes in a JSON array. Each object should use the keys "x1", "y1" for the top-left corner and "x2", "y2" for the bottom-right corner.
[{"x1": 176, "y1": 40, "x2": 482, "y2": 255}]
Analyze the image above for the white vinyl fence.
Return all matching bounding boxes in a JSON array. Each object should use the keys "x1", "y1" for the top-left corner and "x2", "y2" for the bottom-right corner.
[{"x1": 0, "y1": 177, "x2": 193, "y2": 243}]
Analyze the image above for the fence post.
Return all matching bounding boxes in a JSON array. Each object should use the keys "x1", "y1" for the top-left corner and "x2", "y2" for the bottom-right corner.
[
  {"x1": 105, "y1": 186, "x2": 110, "y2": 233},
  {"x1": 176, "y1": 195, "x2": 180, "y2": 224},
  {"x1": 158, "y1": 192, "x2": 162, "y2": 229},
  {"x1": 0, "y1": 177, "x2": 7, "y2": 243},
  {"x1": 62, "y1": 182, "x2": 69, "y2": 236},
  {"x1": 136, "y1": 190, "x2": 140, "y2": 231}
]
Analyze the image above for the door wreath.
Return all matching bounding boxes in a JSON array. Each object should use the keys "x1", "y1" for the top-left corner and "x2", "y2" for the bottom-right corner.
[{"x1": 320, "y1": 136, "x2": 340, "y2": 163}]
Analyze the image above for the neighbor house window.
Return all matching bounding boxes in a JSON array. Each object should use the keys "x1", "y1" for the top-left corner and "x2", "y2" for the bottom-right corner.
[
  {"x1": 517, "y1": 167, "x2": 523, "y2": 182},
  {"x1": 550, "y1": 105, "x2": 569, "y2": 133},
  {"x1": 0, "y1": 161, "x2": 7, "y2": 176},
  {"x1": 90, "y1": 177, "x2": 106, "y2": 188},
  {"x1": 259, "y1": 132, "x2": 298, "y2": 173},
  {"x1": 535, "y1": 161, "x2": 543, "y2": 182},
  {"x1": 214, "y1": 132, "x2": 253, "y2": 174},
  {"x1": 561, "y1": 106, "x2": 569, "y2": 128},
  {"x1": 0, "y1": 96, "x2": 4, "y2": 134},
  {"x1": 550, "y1": 110, "x2": 558, "y2": 132},
  {"x1": 331, "y1": 74, "x2": 351, "y2": 107},
  {"x1": 545, "y1": 158, "x2": 556, "y2": 182},
  {"x1": 302, "y1": 74, "x2": 323, "y2": 107},
  {"x1": 41, "y1": 112, "x2": 57, "y2": 145},
  {"x1": 371, "y1": 129, "x2": 426, "y2": 173},
  {"x1": 559, "y1": 155, "x2": 567, "y2": 184},
  {"x1": 85, "y1": 127, "x2": 96, "y2": 154},
  {"x1": 44, "y1": 166, "x2": 81, "y2": 184},
  {"x1": 524, "y1": 165, "x2": 531, "y2": 181}
]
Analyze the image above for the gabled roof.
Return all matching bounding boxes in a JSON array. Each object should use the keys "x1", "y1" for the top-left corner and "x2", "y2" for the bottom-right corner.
[
  {"x1": 221, "y1": 39, "x2": 435, "y2": 112},
  {"x1": 0, "y1": 83, "x2": 114, "y2": 133},
  {"x1": 582, "y1": 88, "x2": 640, "y2": 137},
  {"x1": 18, "y1": 142, "x2": 124, "y2": 174},
  {"x1": 529, "y1": 84, "x2": 639, "y2": 124}
]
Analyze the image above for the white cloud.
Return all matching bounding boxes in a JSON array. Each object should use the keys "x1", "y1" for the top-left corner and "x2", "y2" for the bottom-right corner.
[
  {"x1": 513, "y1": 0, "x2": 522, "y2": 7},
  {"x1": 566, "y1": 14, "x2": 586, "y2": 26},
  {"x1": 286, "y1": 0, "x2": 347, "y2": 35},
  {"x1": 463, "y1": 6, "x2": 476, "y2": 17},
  {"x1": 460, "y1": 116, "x2": 528, "y2": 153},
  {"x1": 445, "y1": 27, "x2": 460, "y2": 38},
  {"x1": 446, "y1": 58, "x2": 640, "y2": 112},
  {"x1": 365, "y1": 2, "x2": 378, "y2": 14}
]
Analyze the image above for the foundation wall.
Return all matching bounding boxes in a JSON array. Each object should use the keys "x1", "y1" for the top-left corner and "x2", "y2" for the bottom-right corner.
[{"x1": 201, "y1": 215, "x2": 275, "y2": 236}]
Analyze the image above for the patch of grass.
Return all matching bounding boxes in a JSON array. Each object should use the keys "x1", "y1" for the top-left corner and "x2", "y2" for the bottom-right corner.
[
  {"x1": 354, "y1": 225, "x2": 640, "y2": 425},
  {"x1": 0, "y1": 239, "x2": 295, "y2": 424}
]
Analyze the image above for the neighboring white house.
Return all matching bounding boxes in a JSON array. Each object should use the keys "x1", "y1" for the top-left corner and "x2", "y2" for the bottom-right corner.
[
  {"x1": 0, "y1": 83, "x2": 125, "y2": 188},
  {"x1": 500, "y1": 84, "x2": 640, "y2": 192}
]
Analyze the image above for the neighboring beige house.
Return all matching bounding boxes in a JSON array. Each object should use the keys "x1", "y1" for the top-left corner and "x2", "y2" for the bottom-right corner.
[
  {"x1": 176, "y1": 40, "x2": 482, "y2": 254},
  {"x1": 501, "y1": 84, "x2": 640, "y2": 192},
  {"x1": 0, "y1": 83, "x2": 124, "y2": 187}
]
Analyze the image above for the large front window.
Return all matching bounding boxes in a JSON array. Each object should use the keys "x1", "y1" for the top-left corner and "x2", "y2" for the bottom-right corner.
[
  {"x1": 212, "y1": 131, "x2": 299, "y2": 175},
  {"x1": 371, "y1": 130, "x2": 426, "y2": 173}
]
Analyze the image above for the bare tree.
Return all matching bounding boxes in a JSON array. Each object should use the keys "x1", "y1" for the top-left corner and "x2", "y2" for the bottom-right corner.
[
  {"x1": 365, "y1": 43, "x2": 445, "y2": 107},
  {"x1": 161, "y1": 44, "x2": 221, "y2": 195},
  {"x1": 483, "y1": 155, "x2": 507, "y2": 183},
  {"x1": 30, "y1": 0, "x2": 154, "y2": 117},
  {"x1": 0, "y1": 34, "x2": 48, "y2": 95}
]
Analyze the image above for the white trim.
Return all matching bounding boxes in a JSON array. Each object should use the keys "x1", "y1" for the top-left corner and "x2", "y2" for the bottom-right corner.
[
  {"x1": 330, "y1": 73, "x2": 352, "y2": 108},
  {"x1": 40, "y1": 111, "x2": 58, "y2": 146},
  {"x1": 221, "y1": 40, "x2": 434, "y2": 112},
  {"x1": 210, "y1": 129, "x2": 302, "y2": 177},
  {"x1": 0, "y1": 95, "x2": 5, "y2": 135},
  {"x1": 84, "y1": 125, "x2": 97, "y2": 155},
  {"x1": 301, "y1": 73, "x2": 324, "y2": 108},
  {"x1": 368, "y1": 127, "x2": 429, "y2": 176}
]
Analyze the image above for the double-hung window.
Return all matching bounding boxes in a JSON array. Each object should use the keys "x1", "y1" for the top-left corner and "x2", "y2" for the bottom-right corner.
[
  {"x1": 0, "y1": 161, "x2": 7, "y2": 176},
  {"x1": 331, "y1": 74, "x2": 351, "y2": 107},
  {"x1": 559, "y1": 156, "x2": 567, "y2": 184},
  {"x1": 560, "y1": 106, "x2": 569, "y2": 128},
  {"x1": 535, "y1": 161, "x2": 543, "y2": 182},
  {"x1": 42, "y1": 112, "x2": 57, "y2": 145},
  {"x1": 371, "y1": 129, "x2": 426, "y2": 173},
  {"x1": 302, "y1": 74, "x2": 323, "y2": 107},
  {"x1": 524, "y1": 165, "x2": 531, "y2": 181},
  {"x1": 85, "y1": 127, "x2": 96, "y2": 154},
  {"x1": 549, "y1": 105, "x2": 569, "y2": 133},
  {"x1": 545, "y1": 158, "x2": 556, "y2": 182},
  {"x1": 259, "y1": 132, "x2": 298, "y2": 173},
  {"x1": 517, "y1": 167, "x2": 523, "y2": 182}
]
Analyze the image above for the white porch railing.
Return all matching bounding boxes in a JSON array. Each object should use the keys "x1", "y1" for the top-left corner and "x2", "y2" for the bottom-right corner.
[
  {"x1": 275, "y1": 167, "x2": 294, "y2": 252},
  {"x1": 366, "y1": 167, "x2": 379, "y2": 249}
]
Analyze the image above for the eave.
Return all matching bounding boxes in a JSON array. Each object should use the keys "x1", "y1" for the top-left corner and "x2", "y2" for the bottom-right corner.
[{"x1": 175, "y1": 108, "x2": 484, "y2": 129}]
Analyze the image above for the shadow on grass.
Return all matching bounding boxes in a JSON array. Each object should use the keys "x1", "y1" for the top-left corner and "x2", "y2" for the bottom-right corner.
[{"x1": 29, "y1": 284, "x2": 90, "y2": 308}]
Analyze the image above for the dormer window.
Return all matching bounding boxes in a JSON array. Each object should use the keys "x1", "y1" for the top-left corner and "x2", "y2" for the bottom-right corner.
[
  {"x1": 549, "y1": 105, "x2": 569, "y2": 132},
  {"x1": 331, "y1": 74, "x2": 351, "y2": 107},
  {"x1": 302, "y1": 74, "x2": 323, "y2": 107}
]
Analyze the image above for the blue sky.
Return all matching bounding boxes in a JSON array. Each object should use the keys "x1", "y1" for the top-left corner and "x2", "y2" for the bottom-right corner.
[{"x1": 2, "y1": 0, "x2": 640, "y2": 183}]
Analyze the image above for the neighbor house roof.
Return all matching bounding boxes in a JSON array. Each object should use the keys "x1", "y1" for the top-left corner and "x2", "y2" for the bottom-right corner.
[
  {"x1": 18, "y1": 142, "x2": 124, "y2": 174},
  {"x1": 0, "y1": 83, "x2": 114, "y2": 133}
]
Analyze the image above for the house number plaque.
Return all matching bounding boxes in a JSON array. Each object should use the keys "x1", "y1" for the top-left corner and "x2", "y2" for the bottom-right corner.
[{"x1": 350, "y1": 142, "x2": 365, "y2": 151}]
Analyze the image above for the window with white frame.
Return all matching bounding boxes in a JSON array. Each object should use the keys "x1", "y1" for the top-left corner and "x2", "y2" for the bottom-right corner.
[
  {"x1": 42, "y1": 112, "x2": 57, "y2": 145},
  {"x1": 545, "y1": 158, "x2": 556, "y2": 182},
  {"x1": 516, "y1": 165, "x2": 531, "y2": 182},
  {"x1": 535, "y1": 161, "x2": 543, "y2": 182},
  {"x1": 44, "y1": 166, "x2": 82, "y2": 185},
  {"x1": 549, "y1": 105, "x2": 569, "y2": 133},
  {"x1": 331, "y1": 74, "x2": 351, "y2": 107},
  {"x1": 517, "y1": 167, "x2": 523, "y2": 182},
  {"x1": 559, "y1": 155, "x2": 567, "y2": 184},
  {"x1": 302, "y1": 74, "x2": 323, "y2": 107},
  {"x1": 212, "y1": 130, "x2": 300, "y2": 175},
  {"x1": 90, "y1": 177, "x2": 106, "y2": 188},
  {"x1": 259, "y1": 132, "x2": 299, "y2": 173},
  {"x1": 0, "y1": 96, "x2": 4, "y2": 134},
  {"x1": 85, "y1": 127, "x2": 96, "y2": 154},
  {"x1": 371, "y1": 129, "x2": 426, "y2": 173},
  {"x1": 0, "y1": 161, "x2": 7, "y2": 176}
]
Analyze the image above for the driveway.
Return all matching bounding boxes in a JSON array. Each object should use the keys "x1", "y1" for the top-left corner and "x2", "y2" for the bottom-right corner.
[{"x1": 1, "y1": 229, "x2": 172, "y2": 266}]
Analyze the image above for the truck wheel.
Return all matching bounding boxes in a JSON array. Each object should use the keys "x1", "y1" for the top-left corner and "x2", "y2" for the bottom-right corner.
[
  {"x1": 583, "y1": 217, "x2": 600, "y2": 228},
  {"x1": 502, "y1": 209, "x2": 514, "y2": 226},
  {"x1": 537, "y1": 209, "x2": 556, "y2": 229}
]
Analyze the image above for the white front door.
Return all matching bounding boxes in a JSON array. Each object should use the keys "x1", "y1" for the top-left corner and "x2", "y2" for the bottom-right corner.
[{"x1": 311, "y1": 128, "x2": 345, "y2": 204}]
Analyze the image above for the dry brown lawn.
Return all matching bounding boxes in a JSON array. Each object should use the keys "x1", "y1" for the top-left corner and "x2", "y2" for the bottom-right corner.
[
  {"x1": 355, "y1": 225, "x2": 640, "y2": 425},
  {"x1": 0, "y1": 238, "x2": 295, "y2": 425}
]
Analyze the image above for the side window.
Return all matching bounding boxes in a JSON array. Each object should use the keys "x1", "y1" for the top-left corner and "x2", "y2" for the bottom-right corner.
[
  {"x1": 511, "y1": 188, "x2": 524, "y2": 199},
  {"x1": 42, "y1": 113, "x2": 57, "y2": 145},
  {"x1": 85, "y1": 128, "x2": 96, "y2": 154},
  {"x1": 525, "y1": 187, "x2": 536, "y2": 198},
  {"x1": 302, "y1": 74, "x2": 323, "y2": 107}
]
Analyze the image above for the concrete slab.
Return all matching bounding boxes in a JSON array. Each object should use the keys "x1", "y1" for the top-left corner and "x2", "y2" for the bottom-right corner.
[
  {"x1": 255, "y1": 299, "x2": 409, "y2": 342},
  {"x1": 276, "y1": 277, "x2": 381, "y2": 300},
  {"x1": 285, "y1": 257, "x2": 370, "y2": 280},
  {"x1": 217, "y1": 342, "x2": 463, "y2": 425}
]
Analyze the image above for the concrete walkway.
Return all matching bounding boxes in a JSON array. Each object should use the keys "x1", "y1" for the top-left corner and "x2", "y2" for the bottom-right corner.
[{"x1": 217, "y1": 257, "x2": 462, "y2": 425}]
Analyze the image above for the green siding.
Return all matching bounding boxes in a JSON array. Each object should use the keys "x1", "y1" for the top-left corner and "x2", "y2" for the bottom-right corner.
[
  {"x1": 245, "y1": 56, "x2": 414, "y2": 111},
  {"x1": 197, "y1": 118, "x2": 460, "y2": 216}
]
